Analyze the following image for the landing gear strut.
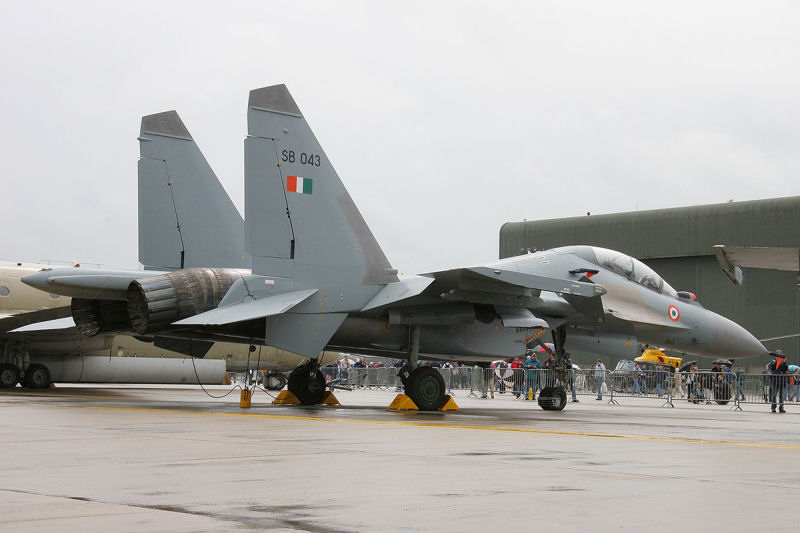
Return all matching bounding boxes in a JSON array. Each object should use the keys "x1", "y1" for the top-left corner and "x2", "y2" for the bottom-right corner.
[
  {"x1": 536, "y1": 326, "x2": 568, "y2": 411},
  {"x1": 401, "y1": 325, "x2": 446, "y2": 411},
  {"x1": 287, "y1": 362, "x2": 326, "y2": 405}
]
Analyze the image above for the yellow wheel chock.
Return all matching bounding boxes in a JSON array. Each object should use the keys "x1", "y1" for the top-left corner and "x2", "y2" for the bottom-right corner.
[
  {"x1": 387, "y1": 394, "x2": 460, "y2": 411},
  {"x1": 272, "y1": 390, "x2": 301, "y2": 405}
]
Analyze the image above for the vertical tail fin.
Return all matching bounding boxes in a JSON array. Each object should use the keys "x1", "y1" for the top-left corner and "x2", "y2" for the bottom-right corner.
[
  {"x1": 138, "y1": 111, "x2": 250, "y2": 270},
  {"x1": 244, "y1": 85, "x2": 397, "y2": 287}
]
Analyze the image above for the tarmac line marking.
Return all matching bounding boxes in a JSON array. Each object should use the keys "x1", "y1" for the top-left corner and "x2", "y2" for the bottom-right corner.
[{"x1": 4, "y1": 401, "x2": 800, "y2": 450}]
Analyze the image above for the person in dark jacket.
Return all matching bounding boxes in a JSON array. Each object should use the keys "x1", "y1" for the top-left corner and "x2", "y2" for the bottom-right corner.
[{"x1": 767, "y1": 350, "x2": 789, "y2": 413}]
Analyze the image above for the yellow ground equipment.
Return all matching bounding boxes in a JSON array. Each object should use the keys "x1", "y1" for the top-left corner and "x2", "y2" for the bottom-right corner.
[{"x1": 635, "y1": 349, "x2": 682, "y2": 369}]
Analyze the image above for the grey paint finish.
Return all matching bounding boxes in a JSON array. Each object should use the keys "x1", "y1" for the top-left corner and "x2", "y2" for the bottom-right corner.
[
  {"x1": 500, "y1": 198, "x2": 800, "y2": 366},
  {"x1": 245, "y1": 84, "x2": 397, "y2": 290},
  {"x1": 243, "y1": 136, "x2": 294, "y2": 260},
  {"x1": 139, "y1": 112, "x2": 251, "y2": 271},
  {"x1": 248, "y1": 84, "x2": 302, "y2": 117},
  {"x1": 140, "y1": 110, "x2": 193, "y2": 140}
]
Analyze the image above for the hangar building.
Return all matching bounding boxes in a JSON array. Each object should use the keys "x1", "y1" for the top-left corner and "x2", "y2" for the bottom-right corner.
[{"x1": 499, "y1": 196, "x2": 800, "y2": 370}]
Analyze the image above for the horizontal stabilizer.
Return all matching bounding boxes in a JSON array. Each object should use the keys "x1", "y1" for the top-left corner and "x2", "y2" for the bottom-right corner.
[
  {"x1": 0, "y1": 307, "x2": 73, "y2": 333},
  {"x1": 173, "y1": 289, "x2": 318, "y2": 326}
]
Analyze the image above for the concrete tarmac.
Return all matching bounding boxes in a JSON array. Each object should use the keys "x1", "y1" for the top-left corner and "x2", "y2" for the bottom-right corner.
[{"x1": 1, "y1": 384, "x2": 799, "y2": 532}]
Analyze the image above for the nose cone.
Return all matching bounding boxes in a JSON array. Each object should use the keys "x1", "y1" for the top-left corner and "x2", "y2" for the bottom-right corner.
[
  {"x1": 712, "y1": 314, "x2": 767, "y2": 359},
  {"x1": 20, "y1": 269, "x2": 54, "y2": 292}
]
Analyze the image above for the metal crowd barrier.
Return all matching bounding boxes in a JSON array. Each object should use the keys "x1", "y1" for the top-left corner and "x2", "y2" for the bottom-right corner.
[{"x1": 319, "y1": 365, "x2": 800, "y2": 408}]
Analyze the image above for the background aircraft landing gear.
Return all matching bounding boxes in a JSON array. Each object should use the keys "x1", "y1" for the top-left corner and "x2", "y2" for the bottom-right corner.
[
  {"x1": 264, "y1": 372, "x2": 288, "y2": 391},
  {"x1": 23, "y1": 364, "x2": 51, "y2": 389},
  {"x1": 406, "y1": 367, "x2": 446, "y2": 411},
  {"x1": 0, "y1": 363, "x2": 20, "y2": 388},
  {"x1": 287, "y1": 363, "x2": 326, "y2": 405},
  {"x1": 535, "y1": 325, "x2": 569, "y2": 411},
  {"x1": 537, "y1": 386, "x2": 567, "y2": 411}
]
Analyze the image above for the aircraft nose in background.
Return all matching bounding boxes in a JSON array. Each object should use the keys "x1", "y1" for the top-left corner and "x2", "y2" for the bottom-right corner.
[
  {"x1": 713, "y1": 314, "x2": 767, "y2": 359},
  {"x1": 20, "y1": 270, "x2": 52, "y2": 292}
]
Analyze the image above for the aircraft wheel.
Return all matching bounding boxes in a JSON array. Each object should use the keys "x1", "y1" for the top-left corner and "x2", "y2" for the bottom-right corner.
[
  {"x1": 537, "y1": 386, "x2": 567, "y2": 411},
  {"x1": 287, "y1": 365, "x2": 326, "y2": 405},
  {"x1": 0, "y1": 364, "x2": 19, "y2": 388},
  {"x1": 23, "y1": 364, "x2": 51, "y2": 389},
  {"x1": 407, "y1": 367, "x2": 445, "y2": 411}
]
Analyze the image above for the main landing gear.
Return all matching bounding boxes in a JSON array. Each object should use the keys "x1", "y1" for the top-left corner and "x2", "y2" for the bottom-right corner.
[
  {"x1": 287, "y1": 362, "x2": 326, "y2": 405},
  {"x1": 398, "y1": 326, "x2": 448, "y2": 411},
  {"x1": 536, "y1": 325, "x2": 569, "y2": 411}
]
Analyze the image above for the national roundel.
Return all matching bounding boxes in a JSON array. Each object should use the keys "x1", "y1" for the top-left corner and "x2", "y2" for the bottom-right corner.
[{"x1": 668, "y1": 305, "x2": 680, "y2": 322}]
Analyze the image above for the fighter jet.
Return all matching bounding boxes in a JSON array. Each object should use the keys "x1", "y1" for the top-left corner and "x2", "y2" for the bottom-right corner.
[{"x1": 23, "y1": 84, "x2": 767, "y2": 411}]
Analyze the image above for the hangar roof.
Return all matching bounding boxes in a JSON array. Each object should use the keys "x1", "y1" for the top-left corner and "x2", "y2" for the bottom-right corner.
[{"x1": 500, "y1": 196, "x2": 800, "y2": 260}]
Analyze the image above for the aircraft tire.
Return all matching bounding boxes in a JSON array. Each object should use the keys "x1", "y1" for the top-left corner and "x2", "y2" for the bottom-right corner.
[
  {"x1": 23, "y1": 364, "x2": 51, "y2": 389},
  {"x1": 287, "y1": 366, "x2": 326, "y2": 405},
  {"x1": 537, "y1": 386, "x2": 567, "y2": 411},
  {"x1": 0, "y1": 364, "x2": 19, "y2": 388},
  {"x1": 407, "y1": 367, "x2": 445, "y2": 411}
]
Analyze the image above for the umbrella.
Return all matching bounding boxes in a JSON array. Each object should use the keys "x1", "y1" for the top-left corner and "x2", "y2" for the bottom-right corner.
[
  {"x1": 679, "y1": 360, "x2": 697, "y2": 372},
  {"x1": 712, "y1": 358, "x2": 733, "y2": 367}
]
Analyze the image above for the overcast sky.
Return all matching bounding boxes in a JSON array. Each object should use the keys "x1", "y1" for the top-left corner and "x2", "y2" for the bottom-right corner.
[{"x1": 2, "y1": 1, "x2": 799, "y2": 274}]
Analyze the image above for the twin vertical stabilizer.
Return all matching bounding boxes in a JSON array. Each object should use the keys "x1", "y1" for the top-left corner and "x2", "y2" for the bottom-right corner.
[
  {"x1": 138, "y1": 111, "x2": 250, "y2": 271},
  {"x1": 245, "y1": 85, "x2": 397, "y2": 288}
]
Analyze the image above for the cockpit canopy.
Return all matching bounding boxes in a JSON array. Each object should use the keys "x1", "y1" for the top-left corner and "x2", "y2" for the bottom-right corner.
[{"x1": 556, "y1": 246, "x2": 678, "y2": 297}]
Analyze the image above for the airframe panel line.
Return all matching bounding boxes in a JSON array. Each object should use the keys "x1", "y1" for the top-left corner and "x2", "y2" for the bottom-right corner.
[{"x1": 3, "y1": 401, "x2": 800, "y2": 451}]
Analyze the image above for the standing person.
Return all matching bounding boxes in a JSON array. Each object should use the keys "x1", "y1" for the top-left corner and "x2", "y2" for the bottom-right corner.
[
  {"x1": 673, "y1": 365, "x2": 684, "y2": 398},
  {"x1": 543, "y1": 352, "x2": 556, "y2": 388},
  {"x1": 788, "y1": 368, "x2": 800, "y2": 403},
  {"x1": 566, "y1": 353, "x2": 579, "y2": 402},
  {"x1": 655, "y1": 365, "x2": 667, "y2": 397},
  {"x1": 511, "y1": 357, "x2": 524, "y2": 398},
  {"x1": 734, "y1": 364, "x2": 746, "y2": 402},
  {"x1": 442, "y1": 361, "x2": 454, "y2": 394},
  {"x1": 767, "y1": 350, "x2": 789, "y2": 413},
  {"x1": 354, "y1": 356, "x2": 367, "y2": 387},
  {"x1": 632, "y1": 364, "x2": 643, "y2": 395},
  {"x1": 474, "y1": 361, "x2": 494, "y2": 399},
  {"x1": 496, "y1": 360, "x2": 508, "y2": 394},
  {"x1": 523, "y1": 352, "x2": 541, "y2": 400},
  {"x1": 594, "y1": 359, "x2": 606, "y2": 400}
]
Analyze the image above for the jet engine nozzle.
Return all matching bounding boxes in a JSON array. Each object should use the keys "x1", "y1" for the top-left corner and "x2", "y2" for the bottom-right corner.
[
  {"x1": 126, "y1": 268, "x2": 246, "y2": 334},
  {"x1": 71, "y1": 298, "x2": 131, "y2": 337}
]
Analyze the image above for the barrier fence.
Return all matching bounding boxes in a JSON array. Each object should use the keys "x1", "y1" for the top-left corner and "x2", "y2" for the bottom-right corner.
[{"x1": 319, "y1": 366, "x2": 800, "y2": 408}]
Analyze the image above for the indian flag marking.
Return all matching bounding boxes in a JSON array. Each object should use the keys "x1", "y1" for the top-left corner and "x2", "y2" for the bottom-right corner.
[{"x1": 287, "y1": 175, "x2": 312, "y2": 195}]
